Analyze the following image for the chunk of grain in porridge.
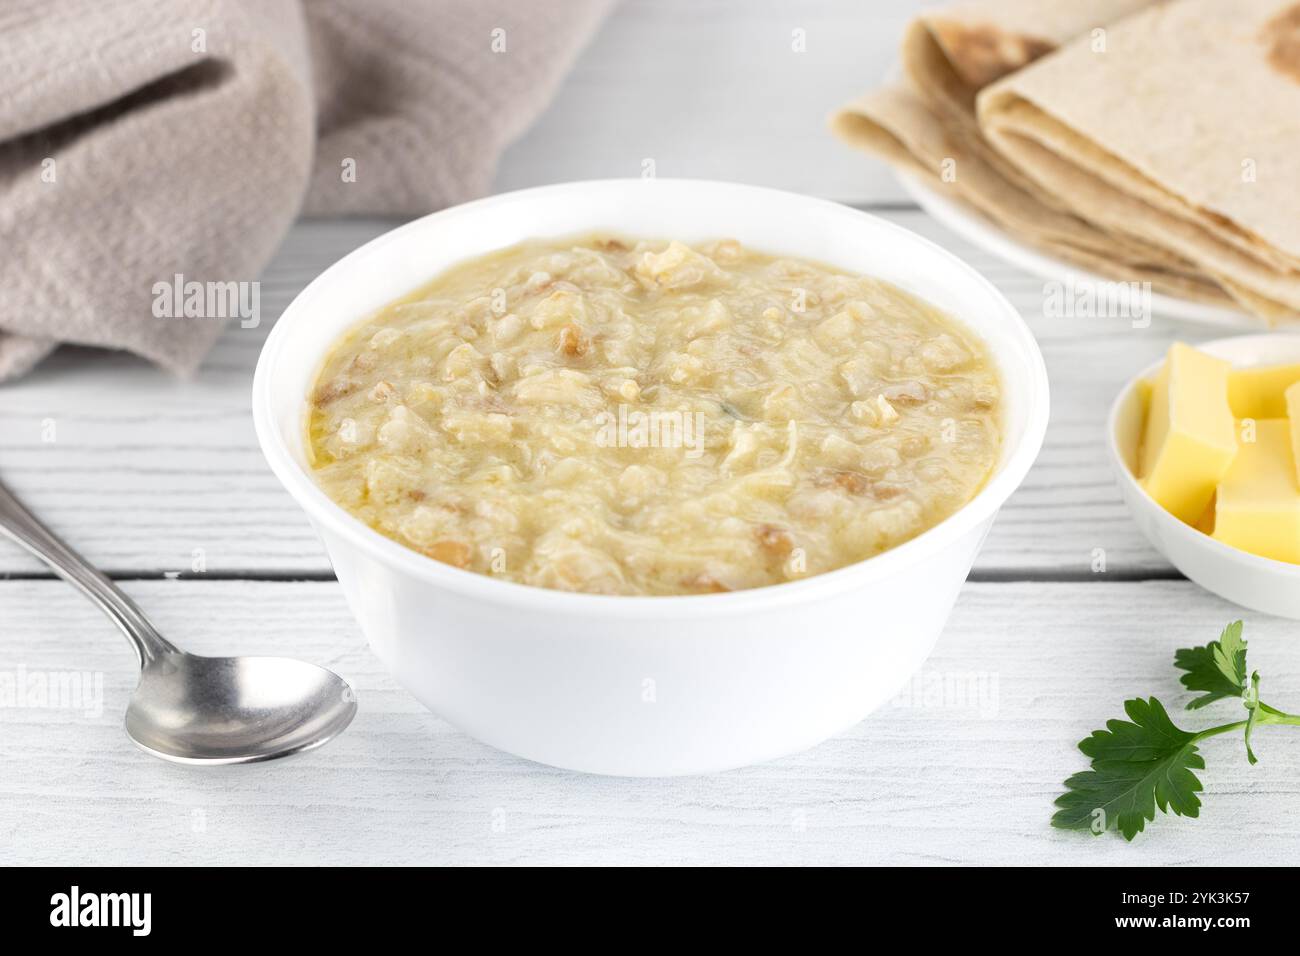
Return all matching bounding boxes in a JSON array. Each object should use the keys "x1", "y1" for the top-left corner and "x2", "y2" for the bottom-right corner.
[
  {"x1": 307, "y1": 236, "x2": 1002, "y2": 596},
  {"x1": 513, "y1": 368, "x2": 602, "y2": 408},
  {"x1": 425, "y1": 538, "x2": 473, "y2": 568},
  {"x1": 398, "y1": 503, "x2": 460, "y2": 548},
  {"x1": 635, "y1": 241, "x2": 725, "y2": 290},
  {"x1": 441, "y1": 410, "x2": 512, "y2": 444},
  {"x1": 441, "y1": 342, "x2": 484, "y2": 381},
  {"x1": 376, "y1": 405, "x2": 437, "y2": 454},
  {"x1": 920, "y1": 333, "x2": 972, "y2": 372},
  {"x1": 489, "y1": 312, "x2": 525, "y2": 346},
  {"x1": 813, "y1": 311, "x2": 857, "y2": 354},
  {"x1": 617, "y1": 464, "x2": 666, "y2": 504},
  {"x1": 363, "y1": 456, "x2": 421, "y2": 506},
  {"x1": 530, "y1": 290, "x2": 586, "y2": 329}
]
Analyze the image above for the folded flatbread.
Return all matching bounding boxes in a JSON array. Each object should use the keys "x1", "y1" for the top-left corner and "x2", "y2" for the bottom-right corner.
[
  {"x1": 978, "y1": 0, "x2": 1300, "y2": 319},
  {"x1": 831, "y1": 0, "x2": 1234, "y2": 307},
  {"x1": 901, "y1": 0, "x2": 1154, "y2": 115},
  {"x1": 834, "y1": 87, "x2": 1221, "y2": 293}
]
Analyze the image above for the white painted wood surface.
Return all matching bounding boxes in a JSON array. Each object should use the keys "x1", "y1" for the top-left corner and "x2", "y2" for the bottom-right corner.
[
  {"x1": 4, "y1": 213, "x2": 1297, "y2": 866},
  {"x1": 3, "y1": 580, "x2": 1298, "y2": 866},
  {"x1": 4, "y1": 0, "x2": 1299, "y2": 865},
  {"x1": 495, "y1": 0, "x2": 922, "y2": 203}
]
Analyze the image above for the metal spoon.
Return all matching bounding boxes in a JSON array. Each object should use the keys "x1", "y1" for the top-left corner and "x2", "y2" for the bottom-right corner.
[{"x1": 0, "y1": 478, "x2": 356, "y2": 764}]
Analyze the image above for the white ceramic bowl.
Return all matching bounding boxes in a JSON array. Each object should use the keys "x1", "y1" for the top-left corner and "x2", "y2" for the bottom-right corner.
[
  {"x1": 253, "y1": 179, "x2": 1050, "y2": 775},
  {"x1": 1109, "y1": 334, "x2": 1300, "y2": 619}
]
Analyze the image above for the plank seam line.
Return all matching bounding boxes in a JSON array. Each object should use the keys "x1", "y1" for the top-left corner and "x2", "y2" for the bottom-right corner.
[{"x1": 0, "y1": 569, "x2": 1188, "y2": 584}]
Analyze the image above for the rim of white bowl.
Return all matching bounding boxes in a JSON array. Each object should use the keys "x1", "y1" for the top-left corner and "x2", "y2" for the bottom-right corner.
[
  {"x1": 253, "y1": 179, "x2": 1051, "y2": 619},
  {"x1": 1106, "y1": 333, "x2": 1300, "y2": 578}
]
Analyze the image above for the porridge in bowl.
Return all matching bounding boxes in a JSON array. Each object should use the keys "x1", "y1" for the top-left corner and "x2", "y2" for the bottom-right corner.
[{"x1": 306, "y1": 236, "x2": 1002, "y2": 596}]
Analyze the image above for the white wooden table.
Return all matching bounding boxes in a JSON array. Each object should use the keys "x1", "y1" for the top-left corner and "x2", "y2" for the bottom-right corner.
[{"x1": 3, "y1": 0, "x2": 1299, "y2": 866}]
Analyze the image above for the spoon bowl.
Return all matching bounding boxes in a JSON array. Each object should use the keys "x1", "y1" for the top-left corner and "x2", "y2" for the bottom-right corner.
[
  {"x1": 0, "y1": 476, "x2": 357, "y2": 765},
  {"x1": 125, "y1": 652, "x2": 357, "y2": 764}
]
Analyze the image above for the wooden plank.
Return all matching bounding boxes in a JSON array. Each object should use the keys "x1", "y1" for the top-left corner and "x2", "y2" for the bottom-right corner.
[
  {"x1": 0, "y1": 212, "x2": 1224, "y2": 578},
  {"x1": 494, "y1": 0, "x2": 917, "y2": 204},
  {"x1": 0, "y1": 220, "x2": 395, "y2": 577},
  {"x1": 1, "y1": 578, "x2": 1296, "y2": 865}
]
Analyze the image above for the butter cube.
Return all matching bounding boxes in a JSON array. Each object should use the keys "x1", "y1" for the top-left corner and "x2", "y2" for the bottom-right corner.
[
  {"x1": 1139, "y1": 343, "x2": 1238, "y2": 524},
  {"x1": 1193, "y1": 494, "x2": 1217, "y2": 536},
  {"x1": 1228, "y1": 362, "x2": 1300, "y2": 419},
  {"x1": 1288, "y1": 381, "x2": 1300, "y2": 487},
  {"x1": 1213, "y1": 419, "x2": 1300, "y2": 564}
]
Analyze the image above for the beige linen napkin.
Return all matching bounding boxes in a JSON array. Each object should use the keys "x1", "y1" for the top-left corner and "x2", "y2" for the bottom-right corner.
[{"x1": 0, "y1": 0, "x2": 611, "y2": 380}]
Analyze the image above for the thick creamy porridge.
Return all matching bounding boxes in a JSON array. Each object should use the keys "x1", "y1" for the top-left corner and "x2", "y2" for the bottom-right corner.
[{"x1": 307, "y1": 237, "x2": 1002, "y2": 595}]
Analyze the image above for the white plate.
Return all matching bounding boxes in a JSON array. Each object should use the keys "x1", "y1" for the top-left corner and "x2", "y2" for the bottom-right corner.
[{"x1": 897, "y1": 172, "x2": 1259, "y2": 329}]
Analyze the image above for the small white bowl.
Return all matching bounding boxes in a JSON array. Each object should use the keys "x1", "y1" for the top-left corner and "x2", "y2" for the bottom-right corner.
[
  {"x1": 253, "y1": 179, "x2": 1049, "y2": 775},
  {"x1": 1108, "y1": 334, "x2": 1300, "y2": 619}
]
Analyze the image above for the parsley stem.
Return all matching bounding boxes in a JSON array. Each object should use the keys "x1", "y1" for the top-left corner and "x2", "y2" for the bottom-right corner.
[
  {"x1": 1256, "y1": 702, "x2": 1300, "y2": 725},
  {"x1": 1191, "y1": 720, "x2": 1250, "y2": 742},
  {"x1": 1193, "y1": 705, "x2": 1300, "y2": 744}
]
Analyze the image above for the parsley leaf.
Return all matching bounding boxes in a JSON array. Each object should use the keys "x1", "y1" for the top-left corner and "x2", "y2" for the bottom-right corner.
[
  {"x1": 1055, "y1": 622, "x2": 1300, "y2": 840},
  {"x1": 1174, "y1": 620, "x2": 1247, "y2": 709},
  {"x1": 1052, "y1": 697, "x2": 1205, "y2": 840}
]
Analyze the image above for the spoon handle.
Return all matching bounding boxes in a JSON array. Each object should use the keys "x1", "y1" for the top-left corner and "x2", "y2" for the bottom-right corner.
[{"x1": 0, "y1": 478, "x2": 176, "y2": 665}]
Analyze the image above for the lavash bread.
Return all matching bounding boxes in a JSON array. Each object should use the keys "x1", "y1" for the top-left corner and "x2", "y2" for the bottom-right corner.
[
  {"x1": 901, "y1": 0, "x2": 1153, "y2": 114},
  {"x1": 978, "y1": 0, "x2": 1300, "y2": 319},
  {"x1": 832, "y1": 0, "x2": 1300, "y2": 322},
  {"x1": 831, "y1": 0, "x2": 1234, "y2": 307}
]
